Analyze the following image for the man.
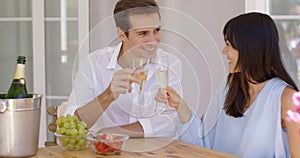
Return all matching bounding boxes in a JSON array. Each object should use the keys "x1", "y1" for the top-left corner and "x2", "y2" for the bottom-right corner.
[{"x1": 59, "y1": 0, "x2": 182, "y2": 138}]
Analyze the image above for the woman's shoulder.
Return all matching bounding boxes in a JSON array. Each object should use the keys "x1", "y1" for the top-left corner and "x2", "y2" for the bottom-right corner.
[
  {"x1": 268, "y1": 77, "x2": 293, "y2": 89},
  {"x1": 281, "y1": 86, "x2": 297, "y2": 113}
]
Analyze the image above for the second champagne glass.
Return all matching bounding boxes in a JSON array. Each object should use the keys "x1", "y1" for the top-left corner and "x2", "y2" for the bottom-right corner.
[{"x1": 154, "y1": 55, "x2": 169, "y2": 113}]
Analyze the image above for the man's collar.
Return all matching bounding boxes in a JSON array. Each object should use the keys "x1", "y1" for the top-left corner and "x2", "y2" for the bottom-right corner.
[{"x1": 107, "y1": 42, "x2": 122, "y2": 69}]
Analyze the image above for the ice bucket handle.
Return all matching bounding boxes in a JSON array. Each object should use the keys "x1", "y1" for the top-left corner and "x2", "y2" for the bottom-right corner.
[{"x1": 0, "y1": 101, "x2": 7, "y2": 113}]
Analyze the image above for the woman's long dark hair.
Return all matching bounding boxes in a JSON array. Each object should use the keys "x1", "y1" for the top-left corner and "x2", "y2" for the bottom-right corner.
[{"x1": 223, "y1": 12, "x2": 299, "y2": 117}]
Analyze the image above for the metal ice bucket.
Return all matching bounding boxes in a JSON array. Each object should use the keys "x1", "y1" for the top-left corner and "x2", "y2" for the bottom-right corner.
[{"x1": 0, "y1": 94, "x2": 43, "y2": 157}]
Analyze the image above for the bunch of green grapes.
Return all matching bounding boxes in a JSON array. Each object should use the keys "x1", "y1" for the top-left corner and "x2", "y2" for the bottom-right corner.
[{"x1": 55, "y1": 114, "x2": 89, "y2": 150}]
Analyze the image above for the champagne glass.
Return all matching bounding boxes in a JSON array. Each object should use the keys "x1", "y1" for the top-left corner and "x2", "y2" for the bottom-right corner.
[
  {"x1": 154, "y1": 55, "x2": 169, "y2": 113},
  {"x1": 132, "y1": 57, "x2": 149, "y2": 93},
  {"x1": 132, "y1": 57, "x2": 149, "y2": 115}
]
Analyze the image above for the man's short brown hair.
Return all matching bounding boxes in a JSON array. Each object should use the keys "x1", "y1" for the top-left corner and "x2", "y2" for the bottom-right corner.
[{"x1": 113, "y1": 0, "x2": 160, "y2": 33}]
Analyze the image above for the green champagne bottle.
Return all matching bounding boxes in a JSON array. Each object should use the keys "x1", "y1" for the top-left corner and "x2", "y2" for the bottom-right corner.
[{"x1": 6, "y1": 56, "x2": 29, "y2": 98}]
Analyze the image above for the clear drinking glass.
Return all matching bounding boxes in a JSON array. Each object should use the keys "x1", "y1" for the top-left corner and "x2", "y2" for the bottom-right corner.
[
  {"x1": 132, "y1": 57, "x2": 149, "y2": 93},
  {"x1": 132, "y1": 57, "x2": 149, "y2": 115},
  {"x1": 154, "y1": 55, "x2": 169, "y2": 113}
]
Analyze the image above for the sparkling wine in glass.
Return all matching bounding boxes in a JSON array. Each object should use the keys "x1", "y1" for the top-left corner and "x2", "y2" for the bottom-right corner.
[
  {"x1": 136, "y1": 70, "x2": 148, "y2": 94},
  {"x1": 132, "y1": 57, "x2": 149, "y2": 116},
  {"x1": 156, "y1": 69, "x2": 168, "y2": 89},
  {"x1": 133, "y1": 57, "x2": 149, "y2": 94},
  {"x1": 154, "y1": 55, "x2": 169, "y2": 113}
]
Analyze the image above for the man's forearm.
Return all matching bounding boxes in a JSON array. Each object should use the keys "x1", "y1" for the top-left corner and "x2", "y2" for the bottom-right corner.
[
  {"x1": 97, "y1": 122, "x2": 144, "y2": 138},
  {"x1": 75, "y1": 87, "x2": 115, "y2": 128}
]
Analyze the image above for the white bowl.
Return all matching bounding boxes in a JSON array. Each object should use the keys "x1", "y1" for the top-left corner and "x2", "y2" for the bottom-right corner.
[{"x1": 88, "y1": 133, "x2": 129, "y2": 155}]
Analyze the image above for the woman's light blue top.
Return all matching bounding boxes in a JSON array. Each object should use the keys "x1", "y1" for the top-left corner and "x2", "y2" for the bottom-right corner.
[{"x1": 179, "y1": 78, "x2": 290, "y2": 158}]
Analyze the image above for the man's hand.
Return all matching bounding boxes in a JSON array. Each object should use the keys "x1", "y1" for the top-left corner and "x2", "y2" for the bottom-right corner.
[{"x1": 108, "y1": 68, "x2": 140, "y2": 100}]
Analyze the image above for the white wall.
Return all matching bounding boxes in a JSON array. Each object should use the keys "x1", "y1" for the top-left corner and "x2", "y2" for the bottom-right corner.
[{"x1": 89, "y1": 0, "x2": 245, "y2": 116}]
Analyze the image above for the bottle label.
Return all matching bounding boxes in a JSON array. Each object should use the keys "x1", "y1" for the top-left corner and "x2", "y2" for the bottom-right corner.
[{"x1": 14, "y1": 64, "x2": 25, "y2": 79}]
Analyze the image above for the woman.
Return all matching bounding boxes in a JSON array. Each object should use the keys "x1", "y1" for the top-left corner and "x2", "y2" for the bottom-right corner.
[{"x1": 156, "y1": 12, "x2": 300, "y2": 157}]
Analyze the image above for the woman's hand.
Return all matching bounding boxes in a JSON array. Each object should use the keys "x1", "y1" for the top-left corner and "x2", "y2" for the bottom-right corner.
[
  {"x1": 156, "y1": 87, "x2": 192, "y2": 123},
  {"x1": 155, "y1": 87, "x2": 183, "y2": 110},
  {"x1": 155, "y1": 88, "x2": 169, "y2": 105},
  {"x1": 165, "y1": 87, "x2": 183, "y2": 110}
]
